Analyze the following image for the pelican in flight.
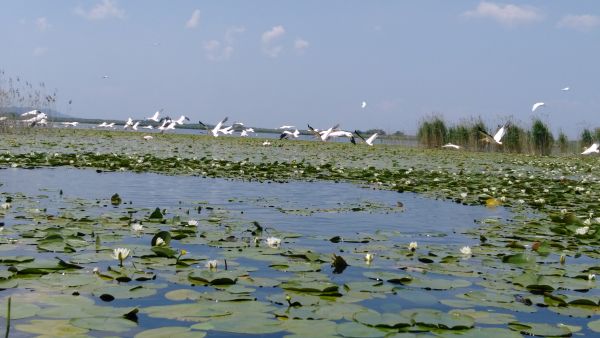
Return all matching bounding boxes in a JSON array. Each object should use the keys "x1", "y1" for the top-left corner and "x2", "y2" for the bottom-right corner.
[
  {"x1": 280, "y1": 129, "x2": 300, "y2": 140},
  {"x1": 279, "y1": 125, "x2": 295, "y2": 129},
  {"x1": 142, "y1": 125, "x2": 153, "y2": 129},
  {"x1": 146, "y1": 110, "x2": 161, "y2": 122},
  {"x1": 442, "y1": 143, "x2": 461, "y2": 149},
  {"x1": 174, "y1": 115, "x2": 190, "y2": 125},
  {"x1": 355, "y1": 130, "x2": 378, "y2": 146},
  {"x1": 61, "y1": 122, "x2": 79, "y2": 127},
  {"x1": 361, "y1": 101, "x2": 367, "y2": 109},
  {"x1": 582, "y1": 143, "x2": 599, "y2": 155},
  {"x1": 561, "y1": 87, "x2": 570, "y2": 91},
  {"x1": 327, "y1": 130, "x2": 356, "y2": 144},
  {"x1": 308, "y1": 123, "x2": 339, "y2": 141},
  {"x1": 132, "y1": 121, "x2": 140, "y2": 131},
  {"x1": 532, "y1": 102, "x2": 545, "y2": 112},
  {"x1": 21, "y1": 110, "x2": 41, "y2": 117},
  {"x1": 124, "y1": 117, "x2": 134, "y2": 129},
  {"x1": 479, "y1": 123, "x2": 508, "y2": 145},
  {"x1": 211, "y1": 117, "x2": 229, "y2": 137}
]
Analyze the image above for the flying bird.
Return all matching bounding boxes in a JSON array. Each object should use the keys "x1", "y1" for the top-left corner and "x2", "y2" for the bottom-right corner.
[
  {"x1": 561, "y1": 87, "x2": 570, "y2": 91},
  {"x1": 21, "y1": 110, "x2": 40, "y2": 117},
  {"x1": 132, "y1": 121, "x2": 140, "y2": 131},
  {"x1": 361, "y1": 101, "x2": 367, "y2": 109},
  {"x1": 61, "y1": 122, "x2": 79, "y2": 127},
  {"x1": 327, "y1": 130, "x2": 356, "y2": 144},
  {"x1": 211, "y1": 117, "x2": 229, "y2": 137},
  {"x1": 582, "y1": 143, "x2": 599, "y2": 155},
  {"x1": 146, "y1": 110, "x2": 161, "y2": 122},
  {"x1": 532, "y1": 102, "x2": 545, "y2": 112},
  {"x1": 479, "y1": 123, "x2": 509, "y2": 145},
  {"x1": 174, "y1": 115, "x2": 190, "y2": 125},
  {"x1": 279, "y1": 125, "x2": 295, "y2": 129},
  {"x1": 442, "y1": 143, "x2": 461, "y2": 149},
  {"x1": 123, "y1": 117, "x2": 134, "y2": 129},
  {"x1": 355, "y1": 130, "x2": 378, "y2": 146},
  {"x1": 280, "y1": 129, "x2": 300, "y2": 140},
  {"x1": 102, "y1": 75, "x2": 109, "y2": 79}
]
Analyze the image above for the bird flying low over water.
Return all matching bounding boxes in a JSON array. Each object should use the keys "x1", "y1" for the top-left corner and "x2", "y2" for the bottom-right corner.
[
  {"x1": 211, "y1": 117, "x2": 229, "y2": 137},
  {"x1": 327, "y1": 130, "x2": 356, "y2": 144},
  {"x1": 479, "y1": 123, "x2": 508, "y2": 145},
  {"x1": 61, "y1": 122, "x2": 79, "y2": 127},
  {"x1": 582, "y1": 143, "x2": 599, "y2": 155},
  {"x1": 124, "y1": 118, "x2": 134, "y2": 129},
  {"x1": 174, "y1": 115, "x2": 190, "y2": 125},
  {"x1": 442, "y1": 143, "x2": 461, "y2": 149},
  {"x1": 355, "y1": 130, "x2": 378, "y2": 146},
  {"x1": 532, "y1": 102, "x2": 545, "y2": 112},
  {"x1": 21, "y1": 110, "x2": 41, "y2": 117},
  {"x1": 279, "y1": 125, "x2": 295, "y2": 129},
  {"x1": 146, "y1": 110, "x2": 161, "y2": 122},
  {"x1": 280, "y1": 129, "x2": 300, "y2": 139}
]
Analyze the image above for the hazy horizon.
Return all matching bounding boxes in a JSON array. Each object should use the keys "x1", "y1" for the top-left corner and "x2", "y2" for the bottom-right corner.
[{"x1": 2, "y1": 1, "x2": 599, "y2": 137}]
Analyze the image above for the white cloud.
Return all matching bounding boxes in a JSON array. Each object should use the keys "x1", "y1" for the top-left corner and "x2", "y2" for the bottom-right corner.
[
  {"x1": 186, "y1": 9, "x2": 201, "y2": 29},
  {"x1": 36, "y1": 17, "x2": 51, "y2": 31},
  {"x1": 294, "y1": 38, "x2": 309, "y2": 53},
  {"x1": 203, "y1": 26, "x2": 245, "y2": 61},
  {"x1": 261, "y1": 25, "x2": 286, "y2": 58},
  {"x1": 75, "y1": 0, "x2": 125, "y2": 21},
  {"x1": 33, "y1": 47, "x2": 47, "y2": 56},
  {"x1": 463, "y1": 2, "x2": 542, "y2": 26},
  {"x1": 558, "y1": 14, "x2": 600, "y2": 32}
]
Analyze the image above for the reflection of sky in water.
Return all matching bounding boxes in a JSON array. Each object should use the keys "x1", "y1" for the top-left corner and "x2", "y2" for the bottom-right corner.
[{"x1": 1, "y1": 167, "x2": 508, "y2": 247}]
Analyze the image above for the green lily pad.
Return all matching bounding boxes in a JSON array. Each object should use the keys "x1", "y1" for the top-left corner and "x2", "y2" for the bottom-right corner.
[
  {"x1": 508, "y1": 322, "x2": 572, "y2": 337},
  {"x1": 70, "y1": 317, "x2": 137, "y2": 332},
  {"x1": 134, "y1": 326, "x2": 205, "y2": 338}
]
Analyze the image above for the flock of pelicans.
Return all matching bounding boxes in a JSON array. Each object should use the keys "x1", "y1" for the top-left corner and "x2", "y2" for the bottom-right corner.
[
  {"x1": 9, "y1": 109, "x2": 381, "y2": 146},
  {"x1": 6, "y1": 102, "x2": 600, "y2": 154}
]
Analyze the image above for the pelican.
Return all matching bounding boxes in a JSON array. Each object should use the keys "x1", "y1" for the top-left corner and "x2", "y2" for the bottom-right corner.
[
  {"x1": 479, "y1": 123, "x2": 508, "y2": 145},
  {"x1": 532, "y1": 102, "x2": 545, "y2": 112},
  {"x1": 355, "y1": 130, "x2": 378, "y2": 146},
  {"x1": 220, "y1": 126, "x2": 234, "y2": 135},
  {"x1": 280, "y1": 129, "x2": 300, "y2": 139},
  {"x1": 279, "y1": 125, "x2": 295, "y2": 129},
  {"x1": 442, "y1": 143, "x2": 461, "y2": 149},
  {"x1": 143, "y1": 135, "x2": 153, "y2": 140},
  {"x1": 327, "y1": 130, "x2": 356, "y2": 144},
  {"x1": 21, "y1": 110, "x2": 40, "y2": 117},
  {"x1": 61, "y1": 122, "x2": 79, "y2": 127},
  {"x1": 158, "y1": 121, "x2": 177, "y2": 133},
  {"x1": 142, "y1": 125, "x2": 153, "y2": 129},
  {"x1": 561, "y1": 87, "x2": 570, "y2": 91},
  {"x1": 174, "y1": 115, "x2": 190, "y2": 125},
  {"x1": 106, "y1": 122, "x2": 115, "y2": 128},
  {"x1": 132, "y1": 121, "x2": 140, "y2": 131},
  {"x1": 240, "y1": 130, "x2": 249, "y2": 137},
  {"x1": 361, "y1": 101, "x2": 367, "y2": 109},
  {"x1": 211, "y1": 117, "x2": 229, "y2": 137},
  {"x1": 98, "y1": 122, "x2": 108, "y2": 128},
  {"x1": 308, "y1": 123, "x2": 339, "y2": 141},
  {"x1": 124, "y1": 117, "x2": 134, "y2": 129},
  {"x1": 146, "y1": 110, "x2": 161, "y2": 122},
  {"x1": 582, "y1": 143, "x2": 599, "y2": 155},
  {"x1": 0, "y1": 117, "x2": 7, "y2": 121},
  {"x1": 23, "y1": 112, "x2": 47, "y2": 126}
]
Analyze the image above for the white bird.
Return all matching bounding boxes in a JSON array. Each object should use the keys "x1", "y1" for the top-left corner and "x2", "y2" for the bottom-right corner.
[
  {"x1": 21, "y1": 110, "x2": 40, "y2": 117},
  {"x1": 37, "y1": 118, "x2": 48, "y2": 126},
  {"x1": 98, "y1": 122, "x2": 108, "y2": 128},
  {"x1": 582, "y1": 143, "x2": 599, "y2": 155},
  {"x1": 0, "y1": 116, "x2": 7, "y2": 121},
  {"x1": 220, "y1": 126, "x2": 234, "y2": 135},
  {"x1": 245, "y1": 128, "x2": 255, "y2": 133},
  {"x1": 479, "y1": 123, "x2": 508, "y2": 145},
  {"x1": 442, "y1": 143, "x2": 461, "y2": 149},
  {"x1": 124, "y1": 117, "x2": 134, "y2": 129},
  {"x1": 61, "y1": 122, "x2": 79, "y2": 127},
  {"x1": 132, "y1": 121, "x2": 140, "y2": 131},
  {"x1": 102, "y1": 75, "x2": 109, "y2": 79},
  {"x1": 313, "y1": 123, "x2": 339, "y2": 141},
  {"x1": 106, "y1": 122, "x2": 115, "y2": 128},
  {"x1": 280, "y1": 129, "x2": 300, "y2": 139},
  {"x1": 561, "y1": 87, "x2": 570, "y2": 91},
  {"x1": 355, "y1": 131, "x2": 378, "y2": 146},
  {"x1": 158, "y1": 121, "x2": 177, "y2": 133},
  {"x1": 327, "y1": 130, "x2": 357, "y2": 144},
  {"x1": 240, "y1": 130, "x2": 249, "y2": 137},
  {"x1": 361, "y1": 101, "x2": 367, "y2": 109},
  {"x1": 279, "y1": 125, "x2": 295, "y2": 129},
  {"x1": 174, "y1": 115, "x2": 190, "y2": 125},
  {"x1": 211, "y1": 117, "x2": 229, "y2": 137},
  {"x1": 146, "y1": 110, "x2": 161, "y2": 122},
  {"x1": 532, "y1": 102, "x2": 545, "y2": 112},
  {"x1": 143, "y1": 135, "x2": 153, "y2": 140},
  {"x1": 142, "y1": 125, "x2": 153, "y2": 129}
]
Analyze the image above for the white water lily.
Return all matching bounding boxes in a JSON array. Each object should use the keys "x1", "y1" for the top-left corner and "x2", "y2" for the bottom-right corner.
[
  {"x1": 92, "y1": 267, "x2": 99, "y2": 274},
  {"x1": 266, "y1": 237, "x2": 282, "y2": 248},
  {"x1": 589, "y1": 274, "x2": 596, "y2": 281},
  {"x1": 408, "y1": 241, "x2": 418, "y2": 252},
  {"x1": 0, "y1": 203, "x2": 11, "y2": 209},
  {"x1": 560, "y1": 209, "x2": 568, "y2": 214},
  {"x1": 365, "y1": 253, "x2": 374, "y2": 263},
  {"x1": 112, "y1": 248, "x2": 130, "y2": 267},
  {"x1": 559, "y1": 254, "x2": 566, "y2": 264},
  {"x1": 460, "y1": 246, "x2": 472, "y2": 256},
  {"x1": 460, "y1": 192, "x2": 467, "y2": 198},
  {"x1": 155, "y1": 237, "x2": 166, "y2": 246},
  {"x1": 187, "y1": 220, "x2": 198, "y2": 226},
  {"x1": 131, "y1": 223, "x2": 143, "y2": 232},
  {"x1": 575, "y1": 226, "x2": 589, "y2": 235},
  {"x1": 583, "y1": 218, "x2": 592, "y2": 226},
  {"x1": 205, "y1": 260, "x2": 218, "y2": 269}
]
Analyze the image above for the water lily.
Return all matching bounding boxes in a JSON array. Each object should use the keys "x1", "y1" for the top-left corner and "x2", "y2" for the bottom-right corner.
[
  {"x1": 266, "y1": 236, "x2": 281, "y2": 248},
  {"x1": 131, "y1": 223, "x2": 143, "y2": 232},
  {"x1": 589, "y1": 274, "x2": 596, "y2": 281},
  {"x1": 560, "y1": 254, "x2": 566, "y2": 264},
  {"x1": 460, "y1": 246, "x2": 472, "y2": 256},
  {"x1": 205, "y1": 260, "x2": 218, "y2": 270},
  {"x1": 460, "y1": 192, "x2": 467, "y2": 198},
  {"x1": 583, "y1": 218, "x2": 592, "y2": 226},
  {"x1": 365, "y1": 253, "x2": 374, "y2": 263},
  {"x1": 0, "y1": 203, "x2": 11, "y2": 209},
  {"x1": 187, "y1": 220, "x2": 198, "y2": 226},
  {"x1": 408, "y1": 241, "x2": 418, "y2": 252},
  {"x1": 575, "y1": 226, "x2": 589, "y2": 235},
  {"x1": 112, "y1": 248, "x2": 130, "y2": 267},
  {"x1": 155, "y1": 237, "x2": 166, "y2": 246}
]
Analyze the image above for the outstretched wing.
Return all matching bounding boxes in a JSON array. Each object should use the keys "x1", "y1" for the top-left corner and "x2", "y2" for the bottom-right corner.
[{"x1": 354, "y1": 130, "x2": 367, "y2": 142}]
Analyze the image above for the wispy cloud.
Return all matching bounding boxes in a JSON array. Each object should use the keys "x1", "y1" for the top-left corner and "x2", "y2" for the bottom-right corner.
[
  {"x1": 261, "y1": 25, "x2": 285, "y2": 58},
  {"x1": 36, "y1": 17, "x2": 51, "y2": 31},
  {"x1": 203, "y1": 26, "x2": 245, "y2": 61},
  {"x1": 75, "y1": 0, "x2": 125, "y2": 21},
  {"x1": 294, "y1": 38, "x2": 309, "y2": 54},
  {"x1": 186, "y1": 9, "x2": 201, "y2": 29},
  {"x1": 558, "y1": 14, "x2": 600, "y2": 32},
  {"x1": 463, "y1": 2, "x2": 542, "y2": 26},
  {"x1": 33, "y1": 47, "x2": 48, "y2": 57}
]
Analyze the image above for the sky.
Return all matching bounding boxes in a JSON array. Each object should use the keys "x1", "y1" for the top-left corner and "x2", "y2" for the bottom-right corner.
[{"x1": 1, "y1": 1, "x2": 599, "y2": 137}]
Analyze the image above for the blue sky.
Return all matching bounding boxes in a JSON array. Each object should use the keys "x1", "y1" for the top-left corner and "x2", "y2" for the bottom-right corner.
[{"x1": 1, "y1": 1, "x2": 599, "y2": 136}]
